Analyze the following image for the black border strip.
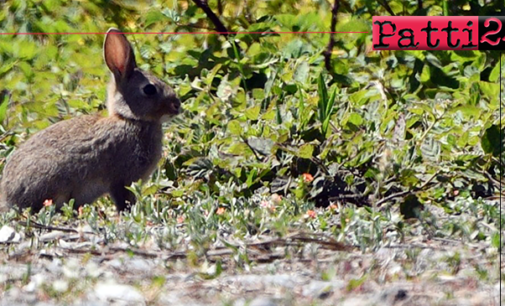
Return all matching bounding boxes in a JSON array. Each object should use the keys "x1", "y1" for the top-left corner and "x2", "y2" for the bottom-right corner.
[{"x1": 501, "y1": 53, "x2": 503, "y2": 302}]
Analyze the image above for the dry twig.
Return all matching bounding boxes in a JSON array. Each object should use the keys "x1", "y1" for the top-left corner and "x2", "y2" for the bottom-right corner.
[{"x1": 18, "y1": 220, "x2": 94, "y2": 234}]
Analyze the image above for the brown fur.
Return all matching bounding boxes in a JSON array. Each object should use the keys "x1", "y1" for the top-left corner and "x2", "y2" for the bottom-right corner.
[{"x1": 0, "y1": 28, "x2": 180, "y2": 212}]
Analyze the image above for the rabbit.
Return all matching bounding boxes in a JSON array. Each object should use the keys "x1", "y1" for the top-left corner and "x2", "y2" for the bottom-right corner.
[{"x1": 0, "y1": 28, "x2": 181, "y2": 213}]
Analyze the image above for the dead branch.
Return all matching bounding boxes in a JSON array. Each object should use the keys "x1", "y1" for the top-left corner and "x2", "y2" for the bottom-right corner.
[{"x1": 376, "y1": 171, "x2": 439, "y2": 207}]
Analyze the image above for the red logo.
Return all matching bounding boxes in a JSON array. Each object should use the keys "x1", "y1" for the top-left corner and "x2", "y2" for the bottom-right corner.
[{"x1": 373, "y1": 16, "x2": 505, "y2": 50}]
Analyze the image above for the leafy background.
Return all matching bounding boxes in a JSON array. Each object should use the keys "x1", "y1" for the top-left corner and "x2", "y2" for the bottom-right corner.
[{"x1": 0, "y1": 0, "x2": 503, "y2": 304}]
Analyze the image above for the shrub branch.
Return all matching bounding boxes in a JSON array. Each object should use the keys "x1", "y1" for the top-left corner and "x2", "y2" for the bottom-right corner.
[
  {"x1": 191, "y1": 0, "x2": 229, "y2": 36},
  {"x1": 324, "y1": 0, "x2": 340, "y2": 72}
]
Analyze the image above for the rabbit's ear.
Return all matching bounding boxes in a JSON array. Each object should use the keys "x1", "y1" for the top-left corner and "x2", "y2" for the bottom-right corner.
[{"x1": 104, "y1": 28, "x2": 137, "y2": 81}]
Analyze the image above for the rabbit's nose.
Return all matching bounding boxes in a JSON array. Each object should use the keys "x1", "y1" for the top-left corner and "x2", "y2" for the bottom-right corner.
[{"x1": 172, "y1": 99, "x2": 181, "y2": 114}]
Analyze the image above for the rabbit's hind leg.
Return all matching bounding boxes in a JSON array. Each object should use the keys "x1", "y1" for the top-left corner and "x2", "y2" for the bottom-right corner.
[
  {"x1": 69, "y1": 179, "x2": 109, "y2": 209},
  {"x1": 109, "y1": 183, "x2": 136, "y2": 212}
]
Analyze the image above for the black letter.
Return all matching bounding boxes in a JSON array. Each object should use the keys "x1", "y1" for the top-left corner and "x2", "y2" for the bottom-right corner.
[
  {"x1": 421, "y1": 21, "x2": 439, "y2": 48},
  {"x1": 442, "y1": 21, "x2": 460, "y2": 48},
  {"x1": 373, "y1": 20, "x2": 396, "y2": 49},
  {"x1": 398, "y1": 29, "x2": 419, "y2": 48},
  {"x1": 462, "y1": 21, "x2": 477, "y2": 49}
]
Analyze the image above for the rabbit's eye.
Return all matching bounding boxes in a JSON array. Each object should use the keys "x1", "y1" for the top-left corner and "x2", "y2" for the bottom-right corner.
[{"x1": 143, "y1": 84, "x2": 157, "y2": 96}]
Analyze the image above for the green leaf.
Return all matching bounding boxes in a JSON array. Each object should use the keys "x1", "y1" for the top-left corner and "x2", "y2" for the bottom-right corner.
[
  {"x1": 317, "y1": 74, "x2": 328, "y2": 108},
  {"x1": 252, "y1": 88, "x2": 265, "y2": 100},
  {"x1": 294, "y1": 60, "x2": 310, "y2": 83},
  {"x1": 0, "y1": 59, "x2": 16, "y2": 76},
  {"x1": 0, "y1": 91, "x2": 9, "y2": 124},
  {"x1": 171, "y1": 189, "x2": 184, "y2": 197},
  {"x1": 228, "y1": 142, "x2": 250, "y2": 155},
  {"x1": 246, "y1": 168, "x2": 258, "y2": 187},
  {"x1": 481, "y1": 125, "x2": 503, "y2": 157},
  {"x1": 16, "y1": 40, "x2": 38, "y2": 60},
  {"x1": 347, "y1": 112, "x2": 363, "y2": 127},
  {"x1": 478, "y1": 81, "x2": 500, "y2": 101},
  {"x1": 317, "y1": 74, "x2": 336, "y2": 137},
  {"x1": 488, "y1": 60, "x2": 501, "y2": 82},
  {"x1": 228, "y1": 120, "x2": 242, "y2": 136},
  {"x1": 298, "y1": 143, "x2": 314, "y2": 159},
  {"x1": 419, "y1": 65, "x2": 430, "y2": 83},
  {"x1": 145, "y1": 10, "x2": 166, "y2": 27},
  {"x1": 18, "y1": 61, "x2": 34, "y2": 79},
  {"x1": 205, "y1": 64, "x2": 223, "y2": 86},
  {"x1": 346, "y1": 277, "x2": 367, "y2": 291},
  {"x1": 491, "y1": 232, "x2": 501, "y2": 249},
  {"x1": 245, "y1": 105, "x2": 261, "y2": 120},
  {"x1": 420, "y1": 136, "x2": 440, "y2": 162},
  {"x1": 248, "y1": 137, "x2": 274, "y2": 155},
  {"x1": 337, "y1": 16, "x2": 370, "y2": 33},
  {"x1": 164, "y1": 161, "x2": 178, "y2": 181},
  {"x1": 143, "y1": 184, "x2": 159, "y2": 196},
  {"x1": 282, "y1": 39, "x2": 305, "y2": 59}
]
